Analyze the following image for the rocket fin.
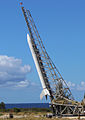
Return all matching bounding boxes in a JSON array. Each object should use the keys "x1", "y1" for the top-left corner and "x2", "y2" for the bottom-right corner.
[{"x1": 40, "y1": 89, "x2": 50, "y2": 100}]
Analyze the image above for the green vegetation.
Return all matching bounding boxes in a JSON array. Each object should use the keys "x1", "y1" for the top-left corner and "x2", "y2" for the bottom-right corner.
[
  {"x1": 5, "y1": 108, "x2": 51, "y2": 113},
  {"x1": 0, "y1": 102, "x2": 5, "y2": 112}
]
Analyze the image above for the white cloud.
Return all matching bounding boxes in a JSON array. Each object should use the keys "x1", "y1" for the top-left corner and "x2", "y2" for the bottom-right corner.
[
  {"x1": 1, "y1": 55, "x2": 84, "y2": 92},
  {"x1": 81, "y1": 81, "x2": 85, "y2": 86},
  {"x1": 67, "y1": 81, "x2": 85, "y2": 91},
  {"x1": 77, "y1": 81, "x2": 85, "y2": 91},
  {"x1": 0, "y1": 55, "x2": 31, "y2": 88},
  {"x1": 15, "y1": 80, "x2": 29, "y2": 88},
  {"x1": 67, "y1": 81, "x2": 75, "y2": 88}
]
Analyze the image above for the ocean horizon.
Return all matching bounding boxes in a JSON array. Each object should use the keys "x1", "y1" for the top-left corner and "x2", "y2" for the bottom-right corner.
[{"x1": 5, "y1": 103, "x2": 49, "y2": 109}]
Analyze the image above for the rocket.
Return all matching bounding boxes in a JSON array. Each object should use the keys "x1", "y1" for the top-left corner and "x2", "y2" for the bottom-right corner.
[{"x1": 27, "y1": 34, "x2": 50, "y2": 100}]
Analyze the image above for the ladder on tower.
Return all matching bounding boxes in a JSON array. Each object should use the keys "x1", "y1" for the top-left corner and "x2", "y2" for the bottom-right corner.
[{"x1": 20, "y1": 2, "x2": 84, "y2": 116}]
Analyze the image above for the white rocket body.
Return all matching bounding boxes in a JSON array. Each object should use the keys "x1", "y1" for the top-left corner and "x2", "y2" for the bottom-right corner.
[{"x1": 27, "y1": 34, "x2": 50, "y2": 99}]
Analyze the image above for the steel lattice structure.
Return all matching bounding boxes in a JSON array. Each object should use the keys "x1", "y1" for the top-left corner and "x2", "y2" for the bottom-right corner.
[{"x1": 20, "y1": 3, "x2": 85, "y2": 116}]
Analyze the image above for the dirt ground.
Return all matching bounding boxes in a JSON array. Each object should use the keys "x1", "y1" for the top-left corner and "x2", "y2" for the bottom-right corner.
[{"x1": 0, "y1": 112, "x2": 85, "y2": 120}]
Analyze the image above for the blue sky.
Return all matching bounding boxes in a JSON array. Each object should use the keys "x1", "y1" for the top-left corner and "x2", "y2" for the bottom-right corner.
[{"x1": 0, "y1": 0, "x2": 85, "y2": 103}]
